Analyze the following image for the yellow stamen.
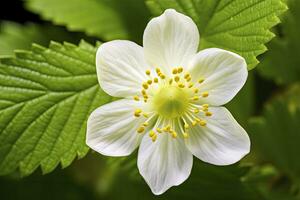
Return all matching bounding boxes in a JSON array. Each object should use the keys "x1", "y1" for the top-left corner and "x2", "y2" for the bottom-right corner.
[
  {"x1": 145, "y1": 70, "x2": 151, "y2": 75},
  {"x1": 142, "y1": 83, "x2": 148, "y2": 89},
  {"x1": 202, "y1": 91, "x2": 209, "y2": 97},
  {"x1": 194, "y1": 108, "x2": 199, "y2": 114},
  {"x1": 149, "y1": 130, "x2": 155, "y2": 137},
  {"x1": 134, "y1": 109, "x2": 142, "y2": 117},
  {"x1": 154, "y1": 77, "x2": 158, "y2": 83},
  {"x1": 143, "y1": 113, "x2": 149, "y2": 118},
  {"x1": 147, "y1": 80, "x2": 152, "y2": 85},
  {"x1": 174, "y1": 76, "x2": 180, "y2": 82},
  {"x1": 183, "y1": 132, "x2": 189, "y2": 138},
  {"x1": 169, "y1": 78, "x2": 173, "y2": 85},
  {"x1": 186, "y1": 77, "x2": 191, "y2": 82},
  {"x1": 202, "y1": 104, "x2": 209, "y2": 108},
  {"x1": 194, "y1": 88, "x2": 199, "y2": 93},
  {"x1": 160, "y1": 74, "x2": 166, "y2": 79},
  {"x1": 151, "y1": 134, "x2": 157, "y2": 142},
  {"x1": 137, "y1": 126, "x2": 145, "y2": 133},
  {"x1": 205, "y1": 112, "x2": 212, "y2": 117},
  {"x1": 142, "y1": 90, "x2": 146, "y2": 95},
  {"x1": 178, "y1": 83, "x2": 185, "y2": 88},
  {"x1": 143, "y1": 122, "x2": 149, "y2": 127},
  {"x1": 156, "y1": 68, "x2": 161, "y2": 74},
  {"x1": 133, "y1": 96, "x2": 140, "y2": 101},
  {"x1": 178, "y1": 67, "x2": 183, "y2": 73},
  {"x1": 192, "y1": 121, "x2": 197, "y2": 126},
  {"x1": 184, "y1": 124, "x2": 189, "y2": 129},
  {"x1": 184, "y1": 73, "x2": 190, "y2": 79},
  {"x1": 192, "y1": 96, "x2": 199, "y2": 101},
  {"x1": 199, "y1": 120, "x2": 207, "y2": 126},
  {"x1": 172, "y1": 68, "x2": 178, "y2": 74},
  {"x1": 188, "y1": 83, "x2": 194, "y2": 88},
  {"x1": 198, "y1": 78, "x2": 205, "y2": 84},
  {"x1": 171, "y1": 131, "x2": 177, "y2": 138},
  {"x1": 156, "y1": 128, "x2": 162, "y2": 133}
]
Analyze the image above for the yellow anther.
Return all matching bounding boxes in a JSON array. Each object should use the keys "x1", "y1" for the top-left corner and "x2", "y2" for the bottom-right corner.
[
  {"x1": 133, "y1": 96, "x2": 140, "y2": 101},
  {"x1": 172, "y1": 68, "x2": 178, "y2": 74},
  {"x1": 151, "y1": 134, "x2": 157, "y2": 142},
  {"x1": 194, "y1": 88, "x2": 199, "y2": 93},
  {"x1": 186, "y1": 77, "x2": 191, "y2": 82},
  {"x1": 171, "y1": 131, "x2": 177, "y2": 138},
  {"x1": 174, "y1": 76, "x2": 180, "y2": 82},
  {"x1": 142, "y1": 82, "x2": 148, "y2": 89},
  {"x1": 192, "y1": 96, "x2": 199, "y2": 101},
  {"x1": 137, "y1": 126, "x2": 145, "y2": 133},
  {"x1": 202, "y1": 91, "x2": 209, "y2": 97},
  {"x1": 134, "y1": 109, "x2": 142, "y2": 117},
  {"x1": 156, "y1": 68, "x2": 161, "y2": 73},
  {"x1": 156, "y1": 128, "x2": 162, "y2": 133},
  {"x1": 149, "y1": 130, "x2": 155, "y2": 137},
  {"x1": 147, "y1": 79, "x2": 152, "y2": 85},
  {"x1": 199, "y1": 120, "x2": 207, "y2": 126},
  {"x1": 202, "y1": 104, "x2": 209, "y2": 108},
  {"x1": 195, "y1": 118, "x2": 201, "y2": 122},
  {"x1": 144, "y1": 99, "x2": 147, "y2": 103},
  {"x1": 178, "y1": 67, "x2": 183, "y2": 73},
  {"x1": 178, "y1": 83, "x2": 185, "y2": 88},
  {"x1": 143, "y1": 113, "x2": 149, "y2": 118},
  {"x1": 160, "y1": 74, "x2": 166, "y2": 79},
  {"x1": 169, "y1": 78, "x2": 173, "y2": 85},
  {"x1": 198, "y1": 78, "x2": 205, "y2": 84},
  {"x1": 184, "y1": 73, "x2": 190, "y2": 79},
  {"x1": 154, "y1": 77, "x2": 158, "y2": 83},
  {"x1": 194, "y1": 108, "x2": 200, "y2": 114},
  {"x1": 184, "y1": 124, "x2": 189, "y2": 129},
  {"x1": 192, "y1": 121, "x2": 198, "y2": 126},
  {"x1": 143, "y1": 95, "x2": 148, "y2": 99},
  {"x1": 145, "y1": 70, "x2": 151, "y2": 75},
  {"x1": 142, "y1": 90, "x2": 146, "y2": 95},
  {"x1": 163, "y1": 125, "x2": 171, "y2": 132},
  {"x1": 183, "y1": 132, "x2": 189, "y2": 138},
  {"x1": 188, "y1": 83, "x2": 194, "y2": 88},
  {"x1": 205, "y1": 112, "x2": 213, "y2": 117},
  {"x1": 143, "y1": 122, "x2": 149, "y2": 127}
]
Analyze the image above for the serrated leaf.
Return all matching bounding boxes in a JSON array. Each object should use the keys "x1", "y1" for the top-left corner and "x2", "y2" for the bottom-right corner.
[
  {"x1": 259, "y1": 0, "x2": 300, "y2": 84},
  {"x1": 0, "y1": 21, "x2": 83, "y2": 56},
  {"x1": 146, "y1": 0, "x2": 287, "y2": 70},
  {"x1": 249, "y1": 84, "x2": 300, "y2": 181},
  {"x1": 0, "y1": 41, "x2": 112, "y2": 176},
  {"x1": 25, "y1": 0, "x2": 150, "y2": 42}
]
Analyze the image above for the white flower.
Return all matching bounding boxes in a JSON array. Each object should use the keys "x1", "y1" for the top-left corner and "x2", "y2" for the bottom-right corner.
[{"x1": 86, "y1": 9, "x2": 250, "y2": 195}]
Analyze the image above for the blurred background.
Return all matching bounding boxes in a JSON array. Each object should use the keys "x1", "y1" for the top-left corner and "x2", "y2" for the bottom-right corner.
[{"x1": 0, "y1": 0, "x2": 299, "y2": 199}]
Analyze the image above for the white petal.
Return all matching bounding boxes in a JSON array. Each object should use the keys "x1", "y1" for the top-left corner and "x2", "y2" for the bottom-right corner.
[
  {"x1": 143, "y1": 9, "x2": 199, "y2": 75},
  {"x1": 86, "y1": 99, "x2": 146, "y2": 157},
  {"x1": 188, "y1": 48, "x2": 248, "y2": 106},
  {"x1": 138, "y1": 133, "x2": 193, "y2": 195},
  {"x1": 96, "y1": 40, "x2": 150, "y2": 97},
  {"x1": 185, "y1": 107, "x2": 250, "y2": 165}
]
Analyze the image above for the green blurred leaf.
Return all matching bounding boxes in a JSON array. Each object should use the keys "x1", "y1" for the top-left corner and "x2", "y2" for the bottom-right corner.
[
  {"x1": 25, "y1": 0, "x2": 151, "y2": 41},
  {"x1": 249, "y1": 84, "x2": 300, "y2": 181},
  {"x1": 0, "y1": 41, "x2": 112, "y2": 176},
  {"x1": 0, "y1": 21, "x2": 83, "y2": 55},
  {"x1": 259, "y1": 0, "x2": 300, "y2": 84},
  {"x1": 146, "y1": 0, "x2": 287, "y2": 70}
]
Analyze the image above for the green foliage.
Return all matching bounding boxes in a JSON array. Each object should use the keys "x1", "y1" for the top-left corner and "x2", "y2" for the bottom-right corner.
[
  {"x1": 259, "y1": 0, "x2": 300, "y2": 84},
  {"x1": 249, "y1": 84, "x2": 300, "y2": 181},
  {"x1": 146, "y1": 0, "x2": 287, "y2": 70},
  {"x1": 25, "y1": 0, "x2": 151, "y2": 41},
  {"x1": 0, "y1": 41, "x2": 112, "y2": 176},
  {"x1": 0, "y1": 21, "x2": 83, "y2": 55}
]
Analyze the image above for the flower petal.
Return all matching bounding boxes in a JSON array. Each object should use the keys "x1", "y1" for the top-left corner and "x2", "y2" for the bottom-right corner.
[
  {"x1": 86, "y1": 99, "x2": 146, "y2": 156},
  {"x1": 143, "y1": 9, "x2": 199, "y2": 75},
  {"x1": 188, "y1": 48, "x2": 248, "y2": 106},
  {"x1": 138, "y1": 133, "x2": 193, "y2": 195},
  {"x1": 185, "y1": 107, "x2": 250, "y2": 165},
  {"x1": 96, "y1": 40, "x2": 150, "y2": 97}
]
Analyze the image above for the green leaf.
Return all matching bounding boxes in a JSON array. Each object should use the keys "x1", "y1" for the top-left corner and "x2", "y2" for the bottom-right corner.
[
  {"x1": 146, "y1": 0, "x2": 287, "y2": 70},
  {"x1": 259, "y1": 0, "x2": 300, "y2": 84},
  {"x1": 0, "y1": 21, "x2": 83, "y2": 56},
  {"x1": 25, "y1": 0, "x2": 151, "y2": 41},
  {"x1": 249, "y1": 84, "x2": 300, "y2": 181},
  {"x1": 0, "y1": 41, "x2": 112, "y2": 176}
]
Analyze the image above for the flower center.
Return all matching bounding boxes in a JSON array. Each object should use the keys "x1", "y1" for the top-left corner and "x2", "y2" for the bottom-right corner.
[
  {"x1": 152, "y1": 85, "x2": 189, "y2": 118},
  {"x1": 131, "y1": 67, "x2": 213, "y2": 142}
]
